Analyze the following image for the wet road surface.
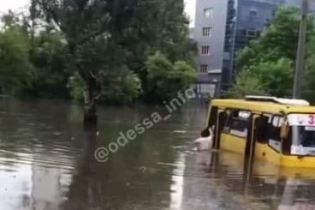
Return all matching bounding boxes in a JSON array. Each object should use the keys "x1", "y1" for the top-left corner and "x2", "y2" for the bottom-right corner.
[{"x1": 0, "y1": 99, "x2": 315, "y2": 210}]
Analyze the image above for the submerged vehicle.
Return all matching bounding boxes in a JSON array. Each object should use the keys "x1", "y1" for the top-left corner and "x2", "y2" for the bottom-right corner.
[{"x1": 205, "y1": 96, "x2": 315, "y2": 168}]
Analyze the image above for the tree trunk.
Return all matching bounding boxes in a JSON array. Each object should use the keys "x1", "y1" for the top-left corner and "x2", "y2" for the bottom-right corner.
[{"x1": 83, "y1": 76, "x2": 98, "y2": 128}]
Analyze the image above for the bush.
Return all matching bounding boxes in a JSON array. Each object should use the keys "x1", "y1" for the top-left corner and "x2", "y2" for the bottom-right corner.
[
  {"x1": 227, "y1": 70, "x2": 266, "y2": 98},
  {"x1": 0, "y1": 26, "x2": 34, "y2": 95},
  {"x1": 100, "y1": 66, "x2": 143, "y2": 105},
  {"x1": 145, "y1": 52, "x2": 196, "y2": 102},
  {"x1": 68, "y1": 67, "x2": 142, "y2": 105},
  {"x1": 67, "y1": 72, "x2": 85, "y2": 102}
]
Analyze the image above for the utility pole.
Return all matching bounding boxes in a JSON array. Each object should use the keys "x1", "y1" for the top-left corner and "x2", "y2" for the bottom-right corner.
[{"x1": 293, "y1": 0, "x2": 308, "y2": 99}]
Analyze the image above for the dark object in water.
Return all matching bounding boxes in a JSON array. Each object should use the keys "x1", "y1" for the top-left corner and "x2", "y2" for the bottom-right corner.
[{"x1": 201, "y1": 128, "x2": 210, "y2": 137}]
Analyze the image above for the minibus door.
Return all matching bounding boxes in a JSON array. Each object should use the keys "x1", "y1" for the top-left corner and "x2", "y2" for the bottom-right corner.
[
  {"x1": 214, "y1": 110, "x2": 227, "y2": 149},
  {"x1": 244, "y1": 115, "x2": 259, "y2": 175}
]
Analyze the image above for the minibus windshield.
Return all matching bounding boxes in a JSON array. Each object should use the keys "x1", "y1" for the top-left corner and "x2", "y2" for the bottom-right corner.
[
  {"x1": 291, "y1": 126, "x2": 315, "y2": 156},
  {"x1": 288, "y1": 114, "x2": 315, "y2": 155}
]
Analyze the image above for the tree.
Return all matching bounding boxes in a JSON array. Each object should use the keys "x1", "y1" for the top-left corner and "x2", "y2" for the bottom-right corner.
[
  {"x1": 236, "y1": 7, "x2": 301, "y2": 71},
  {"x1": 253, "y1": 58, "x2": 293, "y2": 97},
  {"x1": 27, "y1": 30, "x2": 70, "y2": 98},
  {"x1": 1, "y1": 10, "x2": 20, "y2": 29},
  {"x1": 232, "y1": 7, "x2": 312, "y2": 98},
  {"x1": 305, "y1": 30, "x2": 315, "y2": 102},
  {"x1": 226, "y1": 70, "x2": 265, "y2": 98},
  {"x1": 105, "y1": 0, "x2": 195, "y2": 100},
  {"x1": 68, "y1": 66, "x2": 142, "y2": 104},
  {"x1": 145, "y1": 52, "x2": 196, "y2": 102},
  {"x1": 34, "y1": 0, "x2": 136, "y2": 124},
  {"x1": 99, "y1": 66, "x2": 142, "y2": 104},
  {"x1": 0, "y1": 26, "x2": 34, "y2": 95},
  {"x1": 0, "y1": 0, "x2": 196, "y2": 111},
  {"x1": 34, "y1": 0, "x2": 196, "y2": 124}
]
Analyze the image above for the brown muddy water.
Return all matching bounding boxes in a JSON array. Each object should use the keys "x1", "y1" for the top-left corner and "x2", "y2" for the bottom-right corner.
[{"x1": 0, "y1": 99, "x2": 315, "y2": 210}]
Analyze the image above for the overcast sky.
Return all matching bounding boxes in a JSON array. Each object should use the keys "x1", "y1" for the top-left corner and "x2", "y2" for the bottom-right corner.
[
  {"x1": 0, "y1": 0, "x2": 29, "y2": 13},
  {"x1": 185, "y1": 0, "x2": 196, "y2": 26},
  {"x1": 0, "y1": 0, "x2": 196, "y2": 26}
]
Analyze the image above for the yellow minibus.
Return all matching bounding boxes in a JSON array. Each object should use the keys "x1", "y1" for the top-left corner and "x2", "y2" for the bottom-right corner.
[{"x1": 205, "y1": 96, "x2": 315, "y2": 168}]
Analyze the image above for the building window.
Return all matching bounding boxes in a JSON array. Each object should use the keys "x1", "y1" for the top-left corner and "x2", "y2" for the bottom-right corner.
[
  {"x1": 201, "y1": 45, "x2": 210, "y2": 55},
  {"x1": 200, "y1": 64, "x2": 208, "y2": 73},
  {"x1": 249, "y1": 9, "x2": 257, "y2": 18},
  {"x1": 204, "y1": 8, "x2": 213, "y2": 18},
  {"x1": 246, "y1": 29, "x2": 258, "y2": 38},
  {"x1": 202, "y1": 27, "x2": 212, "y2": 37},
  {"x1": 267, "y1": 116, "x2": 284, "y2": 152},
  {"x1": 224, "y1": 110, "x2": 251, "y2": 138}
]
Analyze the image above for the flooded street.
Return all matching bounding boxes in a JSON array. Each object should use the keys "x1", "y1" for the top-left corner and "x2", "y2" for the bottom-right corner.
[{"x1": 1, "y1": 100, "x2": 315, "y2": 210}]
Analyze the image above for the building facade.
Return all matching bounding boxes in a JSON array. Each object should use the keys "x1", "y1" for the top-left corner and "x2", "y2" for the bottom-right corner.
[
  {"x1": 283, "y1": 0, "x2": 315, "y2": 12},
  {"x1": 193, "y1": 0, "x2": 315, "y2": 96},
  {"x1": 193, "y1": 0, "x2": 229, "y2": 97},
  {"x1": 222, "y1": 0, "x2": 282, "y2": 88}
]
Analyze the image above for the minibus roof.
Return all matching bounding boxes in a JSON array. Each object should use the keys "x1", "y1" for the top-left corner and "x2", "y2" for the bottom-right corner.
[
  {"x1": 245, "y1": 95, "x2": 310, "y2": 106},
  {"x1": 211, "y1": 97, "x2": 315, "y2": 115}
]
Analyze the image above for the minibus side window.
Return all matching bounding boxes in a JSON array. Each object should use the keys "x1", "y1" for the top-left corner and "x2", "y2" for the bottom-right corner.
[
  {"x1": 266, "y1": 116, "x2": 283, "y2": 152},
  {"x1": 282, "y1": 128, "x2": 292, "y2": 155},
  {"x1": 255, "y1": 116, "x2": 269, "y2": 143},
  {"x1": 224, "y1": 109, "x2": 250, "y2": 138},
  {"x1": 223, "y1": 110, "x2": 232, "y2": 132},
  {"x1": 208, "y1": 106, "x2": 218, "y2": 127}
]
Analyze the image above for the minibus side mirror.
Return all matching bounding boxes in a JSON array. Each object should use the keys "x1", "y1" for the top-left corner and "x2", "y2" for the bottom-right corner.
[{"x1": 280, "y1": 122, "x2": 289, "y2": 139}]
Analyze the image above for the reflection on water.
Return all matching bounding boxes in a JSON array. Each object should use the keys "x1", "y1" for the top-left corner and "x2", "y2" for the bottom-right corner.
[
  {"x1": 1, "y1": 99, "x2": 315, "y2": 209},
  {"x1": 169, "y1": 153, "x2": 185, "y2": 210}
]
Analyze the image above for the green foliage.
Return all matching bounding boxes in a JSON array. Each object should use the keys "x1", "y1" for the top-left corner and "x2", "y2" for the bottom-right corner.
[
  {"x1": 1, "y1": 10, "x2": 20, "y2": 29},
  {"x1": 0, "y1": 26, "x2": 34, "y2": 95},
  {"x1": 0, "y1": 11, "x2": 70, "y2": 98},
  {"x1": 253, "y1": 58, "x2": 293, "y2": 97},
  {"x1": 232, "y1": 7, "x2": 309, "y2": 98},
  {"x1": 67, "y1": 72, "x2": 85, "y2": 102},
  {"x1": 146, "y1": 52, "x2": 196, "y2": 102},
  {"x1": 0, "y1": 1, "x2": 196, "y2": 106},
  {"x1": 68, "y1": 67, "x2": 142, "y2": 104},
  {"x1": 27, "y1": 30, "x2": 70, "y2": 98},
  {"x1": 236, "y1": 7, "x2": 301, "y2": 71},
  {"x1": 230, "y1": 58, "x2": 293, "y2": 98},
  {"x1": 34, "y1": 0, "x2": 196, "y2": 106},
  {"x1": 305, "y1": 31, "x2": 315, "y2": 101},
  {"x1": 108, "y1": 0, "x2": 196, "y2": 100},
  {"x1": 226, "y1": 70, "x2": 265, "y2": 98},
  {"x1": 100, "y1": 67, "x2": 143, "y2": 105}
]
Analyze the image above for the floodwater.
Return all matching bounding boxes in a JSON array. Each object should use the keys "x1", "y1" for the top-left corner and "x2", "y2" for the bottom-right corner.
[{"x1": 1, "y1": 100, "x2": 315, "y2": 210}]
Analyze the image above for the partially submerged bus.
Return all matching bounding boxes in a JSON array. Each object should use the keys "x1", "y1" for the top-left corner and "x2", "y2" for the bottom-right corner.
[{"x1": 206, "y1": 96, "x2": 315, "y2": 168}]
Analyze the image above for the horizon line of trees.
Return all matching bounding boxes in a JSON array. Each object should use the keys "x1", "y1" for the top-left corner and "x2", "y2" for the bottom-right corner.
[{"x1": 0, "y1": 0, "x2": 197, "y2": 124}]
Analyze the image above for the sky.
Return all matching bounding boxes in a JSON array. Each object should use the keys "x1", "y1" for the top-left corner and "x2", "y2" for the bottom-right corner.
[
  {"x1": 185, "y1": 0, "x2": 196, "y2": 26},
  {"x1": 0, "y1": 0, "x2": 196, "y2": 25},
  {"x1": 0, "y1": 0, "x2": 29, "y2": 13}
]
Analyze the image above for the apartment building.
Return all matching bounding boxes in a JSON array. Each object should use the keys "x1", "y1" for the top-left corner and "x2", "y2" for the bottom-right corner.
[
  {"x1": 222, "y1": 0, "x2": 282, "y2": 88},
  {"x1": 193, "y1": 0, "x2": 229, "y2": 97},
  {"x1": 193, "y1": 0, "x2": 315, "y2": 96}
]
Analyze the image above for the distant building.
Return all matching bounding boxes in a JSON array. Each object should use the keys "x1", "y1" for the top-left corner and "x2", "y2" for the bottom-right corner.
[
  {"x1": 283, "y1": 0, "x2": 315, "y2": 12},
  {"x1": 193, "y1": 0, "x2": 229, "y2": 98},
  {"x1": 222, "y1": 0, "x2": 237, "y2": 90},
  {"x1": 223, "y1": 0, "x2": 282, "y2": 89},
  {"x1": 192, "y1": 0, "x2": 315, "y2": 96}
]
